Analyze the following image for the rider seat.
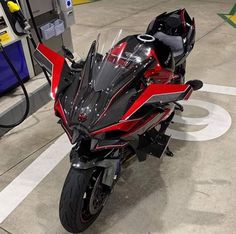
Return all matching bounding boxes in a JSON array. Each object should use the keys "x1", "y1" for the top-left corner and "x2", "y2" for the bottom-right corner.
[{"x1": 154, "y1": 32, "x2": 184, "y2": 62}]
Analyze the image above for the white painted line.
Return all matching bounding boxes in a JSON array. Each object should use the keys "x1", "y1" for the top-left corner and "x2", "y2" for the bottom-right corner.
[
  {"x1": 200, "y1": 83, "x2": 236, "y2": 96},
  {"x1": 0, "y1": 133, "x2": 70, "y2": 223}
]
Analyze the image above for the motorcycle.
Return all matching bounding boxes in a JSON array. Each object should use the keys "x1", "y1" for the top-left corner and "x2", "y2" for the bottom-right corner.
[{"x1": 34, "y1": 9, "x2": 202, "y2": 233}]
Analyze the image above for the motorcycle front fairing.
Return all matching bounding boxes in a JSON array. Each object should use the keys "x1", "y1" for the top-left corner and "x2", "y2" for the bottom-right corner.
[
  {"x1": 34, "y1": 32, "x2": 193, "y2": 150},
  {"x1": 61, "y1": 36, "x2": 192, "y2": 148}
]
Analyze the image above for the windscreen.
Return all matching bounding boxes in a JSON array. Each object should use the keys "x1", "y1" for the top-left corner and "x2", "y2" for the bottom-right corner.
[{"x1": 91, "y1": 33, "x2": 153, "y2": 91}]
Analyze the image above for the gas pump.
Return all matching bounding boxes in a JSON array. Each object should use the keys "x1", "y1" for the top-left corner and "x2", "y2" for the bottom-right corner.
[
  {"x1": 19, "y1": 0, "x2": 74, "y2": 75},
  {"x1": 0, "y1": 0, "x2": 34, "y2": 95},
  {"x1": 0, "y1": 0, "x2": 75, "y2": 129}
]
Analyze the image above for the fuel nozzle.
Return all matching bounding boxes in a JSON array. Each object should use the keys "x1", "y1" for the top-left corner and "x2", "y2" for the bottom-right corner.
[{"x1": 7, "y1": 1, "x2": 31, "y2": 32}]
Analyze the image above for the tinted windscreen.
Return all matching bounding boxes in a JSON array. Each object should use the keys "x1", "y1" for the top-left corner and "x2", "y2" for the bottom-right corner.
[{"x1": 91, "y1": 36, "x2": 153, "y2": 91}]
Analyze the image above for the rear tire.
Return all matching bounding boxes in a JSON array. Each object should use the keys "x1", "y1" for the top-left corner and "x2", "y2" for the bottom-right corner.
[{"x1": 59, "y1": 167, "x2": 108, "y2": 233}]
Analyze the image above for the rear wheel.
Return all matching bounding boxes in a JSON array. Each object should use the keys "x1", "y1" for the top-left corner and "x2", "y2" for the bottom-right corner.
[{"x1": 59, "y1": 167, "x2": 109, "y2": 233}]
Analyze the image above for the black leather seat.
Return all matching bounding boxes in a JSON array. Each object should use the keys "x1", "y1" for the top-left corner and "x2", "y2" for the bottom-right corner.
[{"x1": 154, "y1": 32, "x2": 184, "y2": 61}]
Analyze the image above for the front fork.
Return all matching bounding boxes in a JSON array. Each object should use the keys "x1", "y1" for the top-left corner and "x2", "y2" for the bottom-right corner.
[
  {"x1": 70, "y1": 147, "x2": 121, "y2": 188},
  {"x1": 159, "y1": 110, "x2": 175, "y2": 157},
  {"x1": 159, "y1": 101, "x2": 185, "y2": 156}
]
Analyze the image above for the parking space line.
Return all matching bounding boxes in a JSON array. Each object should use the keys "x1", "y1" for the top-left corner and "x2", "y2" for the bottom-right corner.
[
  {"x1": 0, "y1": 134, "x2": 70, "y2": 224},
  {"x1": 200, "y1": 83, "x2": 236, "y2": 96}
]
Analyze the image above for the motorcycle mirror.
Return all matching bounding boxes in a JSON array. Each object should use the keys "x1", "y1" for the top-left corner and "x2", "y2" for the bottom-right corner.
[
  {"x1": 62, "y1": 45, "x2": 74, "y2": 61},
  {"x1": 186, "y1": 80, "x2": 203, "y2": 91}
]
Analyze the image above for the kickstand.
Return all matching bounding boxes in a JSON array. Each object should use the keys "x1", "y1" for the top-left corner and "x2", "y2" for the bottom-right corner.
[{"x1": 165, "y1": 147, "x2": 174, "y2": 157}]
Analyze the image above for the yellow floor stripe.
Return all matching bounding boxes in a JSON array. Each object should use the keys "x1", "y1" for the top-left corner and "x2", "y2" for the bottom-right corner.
[
  {"x1": 226, "y1": 15, "x2": 236, "y2": 24},
  {"x1": 73, "y1": 0, "x2": 91, "y2": 5}
]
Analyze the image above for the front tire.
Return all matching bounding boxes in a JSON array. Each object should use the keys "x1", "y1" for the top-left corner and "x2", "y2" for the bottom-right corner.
[{"x1": 59, "y1": 167, "x2": 108, "y2": 233}]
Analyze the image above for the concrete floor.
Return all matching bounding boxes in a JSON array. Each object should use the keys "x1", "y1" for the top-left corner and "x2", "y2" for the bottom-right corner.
[{"x1": 0, "y1": 0, "x2": 236, "y2": 233}]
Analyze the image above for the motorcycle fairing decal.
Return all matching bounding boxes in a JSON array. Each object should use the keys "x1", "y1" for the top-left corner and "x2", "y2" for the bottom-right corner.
[
  {"x1": 180, "y1": 8, "x2": 187, "y2": 34},
  {"x1": 36, "y1": 43, "x2": 65, "y2": 99},
  {"x1": 94, "y1": 141, "x2": 128, "y2": 150},
  {"x1": 123, "y1": 107, "x2": 172, "y2": 138},
  {"x1": 91, "y1": 119, "x2": 140, "y2": 136},
  {"x1": 122, "y1": 112, "x2": 160, "y2": 138},
  {"x1": 55, "y1": 99, "x2": 68, "y2": 125},
  {"x1": 33, "y1": 47, "x2": 53, "y2": 74},
  {"x1": 147, "y1": 89, "x2": 188, "y2": 103},
  {"x1": 121, "y1": 84, "x2": 191, "y2": 120},
  {"x1": 184, "y1": 88, "x2": 193, "y2": 100}
]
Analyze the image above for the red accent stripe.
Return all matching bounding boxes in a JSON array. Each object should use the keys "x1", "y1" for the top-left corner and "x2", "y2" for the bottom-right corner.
[
  {"x1": 91, "y1": 119, "x2": 140, "y2": 136},
  {"x1": 54, "y1": 99, "x2": 68, "y2": 125},
  {"x1": 180, "y1": 8, "x2": 187, "y2": 34},
  {"x1": 184, "y1": 88, "x2": 193, "y2": 100},
  {"x1": 122, "y1": 113, "x2": 158, "y2": 138},
  {"x1": 95, "y1": 142, "x2": 128, "y2": 150}
]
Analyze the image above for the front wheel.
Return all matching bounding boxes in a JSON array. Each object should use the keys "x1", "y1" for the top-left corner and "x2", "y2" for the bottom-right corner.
[{"x1": 59, "y1": 167, "x2": 109, "y2": 233}]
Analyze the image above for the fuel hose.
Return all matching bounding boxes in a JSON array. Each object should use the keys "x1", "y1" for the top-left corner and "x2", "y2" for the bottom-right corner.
[
  {"x1": 0, "y1": 0, "x2": 52, "y2": 129},
  {"x1": 0, "y1": 42, "x2": 30, "y2": 128}
]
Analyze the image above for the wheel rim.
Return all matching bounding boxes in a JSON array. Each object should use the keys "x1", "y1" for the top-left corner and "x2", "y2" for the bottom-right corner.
[
  {"x1": 89, "y1": 171, "x2": 107, "y2": 214},
  {"x1": 80, "y1": 170, "x2": 107, "y2": 223}
]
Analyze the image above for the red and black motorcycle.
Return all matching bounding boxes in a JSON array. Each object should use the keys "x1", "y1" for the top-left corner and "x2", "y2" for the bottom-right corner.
[{"x1": 34, "y1": 9, "x2": 202, "y2": 233}]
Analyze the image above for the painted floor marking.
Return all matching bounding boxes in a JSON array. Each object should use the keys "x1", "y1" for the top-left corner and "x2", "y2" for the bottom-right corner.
[
  {"x1": 0, "y1": 134, "x2": 71, "y2": 223},
  {"x1": 200, "y1": 83, "x2": 236, "y2": 96},
  {"x1": 0, "y1": 83, "x2": 235, "y2": 224},
  {"x1": 218, "y1": 4, "x2": 236, "y2": 28},
  {"x1": 167, "y1": 99, "x2": 232, "y2": 141}
]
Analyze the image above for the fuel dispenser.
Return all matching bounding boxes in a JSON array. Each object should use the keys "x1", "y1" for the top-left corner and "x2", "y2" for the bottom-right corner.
[
  {"x1": 19, "y1": 0, "x2": 74, "y2": 75},
  {"x1": 0, "y1": 0, "x2": 75, "y2": 128},
  {"x1": 0, "y1": 0, "x2": 75, "y2": 94},
  {"x1": 0, "y1": 0, "x2": 34, "y2": 95},
  {"x1": 58, "y1": 0, "x2": 75, "y2": 28}
]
